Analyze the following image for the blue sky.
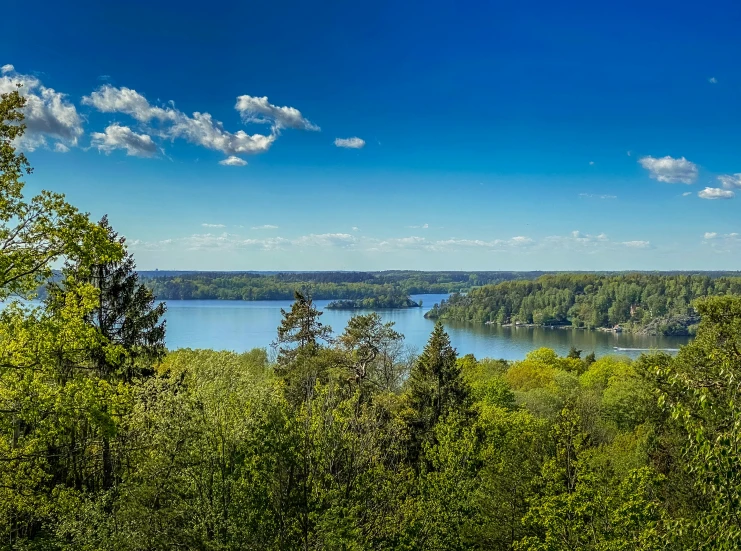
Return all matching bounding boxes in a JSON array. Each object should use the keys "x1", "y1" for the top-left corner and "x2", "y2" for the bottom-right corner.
[{"x1": 2, "y1": 0, "x2": 741, "y2": 270}]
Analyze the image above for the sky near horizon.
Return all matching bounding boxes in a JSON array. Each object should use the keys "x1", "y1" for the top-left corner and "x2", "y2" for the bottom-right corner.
[{"x1": 2, "y1": 0, "x2": 741, "y2": 271}]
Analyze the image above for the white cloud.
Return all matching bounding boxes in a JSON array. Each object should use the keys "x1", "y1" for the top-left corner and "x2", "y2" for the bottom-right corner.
[
  {"x1": 201, "y1": 223, "x2": 226, "y2": 228},
  {"x1": 682, "y1": 192, "x2": 693, "y2": 197},
  {"x1": 621, "y1": 240, "x2": 651, "y2": 249},
  {"x1": 709, "y1": 77, "x2": 718, "y2": 84},
  {"x1": 540, "y1": 231, "x2": 649, "y2": 253},
  {"x1": 235, "y1": 95, "x2": 319, "y2": 131},
  {"x1": 83, "y1": 84, "x2": 313, "y2": 159},
  {"x1": 219, "y1": 156, "x2": 247, "y2": 166},
  {"x1": 82, "y1": 85, "x2": 170, "y2": 122},
  {"x1": 407, "y1": 223, "x2": 429, "y2": 229},
  {"x1": 579, "y1": 193, "x2": 617, "y2": 200},
  {"x1": 626, "y1": 151, "x2": 632, "y2": 157},
  {"x1": 90, "y1": 124, "x2": 158, "y2": 157},
  {"x1": 0, "y1": 65, "x2": 83, "y2": 151},
  {"x1": 371, "y1": 235, "x2": 534, "y2": 253},
  {"x1": 352, "y1": 226, "x2": 360, "y2": 232},
  {"x1": 698, "y1": 187, "x2": 735, "y2": 200},
  {"x1": 589, "y1": 161, "x2": 594, "y2": 166},
  {"x1": 717, "y1": 174, "x2": 741, "y2": 190},
  {"x1": 334, "y1": 137, "x2": 365, "y2": 149},
  {"x1": 54, "y1": 142, "x2": 70, "y2": 153},
  {"x1": 702, "y1": 232, "x2": 740, "y2": 253},
  {"x1": 638, "y1": 155, "x2": 698, "y2": 184},
  {"x1": 129, "y1": 229, "x2": 656, "y2": 257},
  {"x1": 294, "y1": 233, "x2": 358, "y2": 248},
  {"x1": 251, "y1": 224, "x2": 279, "y2": 230}
]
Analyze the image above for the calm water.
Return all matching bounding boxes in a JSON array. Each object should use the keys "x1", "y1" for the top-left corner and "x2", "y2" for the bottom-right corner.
[{"x1": 164, "y1": 294, "x2": 691, "y2": 360}]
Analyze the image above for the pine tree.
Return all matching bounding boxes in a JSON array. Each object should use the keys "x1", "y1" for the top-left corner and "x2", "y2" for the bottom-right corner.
[{"x1": 272, "y1": 291, "x2": 333, "y2": 401}]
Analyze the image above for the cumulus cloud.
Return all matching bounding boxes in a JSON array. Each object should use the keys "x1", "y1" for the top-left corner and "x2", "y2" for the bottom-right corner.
[
  {"x1": 54, "y1": 143, "x2": 70, "y2": 153},
  {"x1": 334, "y1": 137, "x2": 365, "y2": 149},
  {"x1": 251, "y1": 224, "x2": 278, "y2": 230},
  {"x1": 638, "y1": 155, "x2": 698, "y2": 184},
  {"x1": 717, "y1": 173, "x2": 741, "y2": 190},
  {"x1": 0, "y1": 64, "x2": 84, "y2": 151},
  {"x1": 90, "y1": 123, "x2": 158, "y2": 157},
  {"x1": 352, "y1": 226, "x2": 360, "y2": 232},
  {"x1": 219, "y1": 156, "x2": 247, "y2": 166},
  {"x1": 82, "y1": 84, "x2": 313, "y2": 159},
  {"x1": 201, "y1": 223, "x2": 226, "y2": 228},
  {"x1": 698, "y1": 187, "x2": 735, "y2": 200},
  {"x1": 704, "y1": 232, "x2": 718, "y2": 240},
  {"x1": 235, "y1": 95, "x2": 319, "y2": 131}
]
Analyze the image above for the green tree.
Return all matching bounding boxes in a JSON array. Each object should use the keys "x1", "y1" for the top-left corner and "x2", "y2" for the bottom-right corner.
[
  {"x1": 407, "y1": 322, "x2": 470, "y2": 462},
  {"x1": 653, "y1": 296, "x2": 741, "y2": 549}
]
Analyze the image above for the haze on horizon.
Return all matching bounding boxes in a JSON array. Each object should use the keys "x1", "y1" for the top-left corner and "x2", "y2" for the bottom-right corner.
[{"x1": 2, "y1": 0, "x2": 740, "y2": 271}]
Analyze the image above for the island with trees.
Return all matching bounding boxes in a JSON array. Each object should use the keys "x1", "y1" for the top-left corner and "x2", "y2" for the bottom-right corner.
[
  {"x1": 326, "y1": 294, "x2": 421, "y2": 309},
  {"x1": 425, "y1": 272, "x2": 741, "y2": 335}
]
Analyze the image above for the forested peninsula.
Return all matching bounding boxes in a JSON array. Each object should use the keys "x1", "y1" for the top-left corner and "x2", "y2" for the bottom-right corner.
[{"x1": 425, "y1": 273, "x2": 741, "y2": 335}]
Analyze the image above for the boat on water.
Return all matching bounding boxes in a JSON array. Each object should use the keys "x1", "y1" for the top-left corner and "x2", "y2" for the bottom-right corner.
[{"x1": 613, "y1": 347, "x2": 680, "y2": 352}]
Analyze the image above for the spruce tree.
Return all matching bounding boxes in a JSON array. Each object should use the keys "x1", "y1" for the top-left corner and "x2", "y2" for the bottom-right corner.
[
  {"x1": 408, "y1": 322, "x2": 470, "y2": 442},
  {"x1": 47, "y1": 215, "x2": 166, "y2": 381}
]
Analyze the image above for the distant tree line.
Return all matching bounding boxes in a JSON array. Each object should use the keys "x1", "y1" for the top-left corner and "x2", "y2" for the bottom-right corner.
[
  {"x1": 426, "y1": 273, "x2": 741, "y2": 335},
  {"x1": 141, "y1": 270, "x2": 547, "y2": 300}
]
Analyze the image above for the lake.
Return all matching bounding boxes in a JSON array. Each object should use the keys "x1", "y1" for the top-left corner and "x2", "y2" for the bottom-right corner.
[{"x1": 163, "y1": 294, "x2": 691, "y2": 360}]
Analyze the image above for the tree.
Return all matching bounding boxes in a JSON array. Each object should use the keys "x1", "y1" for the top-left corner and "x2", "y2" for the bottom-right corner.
[
  {"x1": 274, "y1": 291, "x2": 333, "y2": 365},
  {"x1": 652, "y1": 296, "x2": 741, "y2": 549},
  {"x1": 338, "y1": 312, "x2": 401, "y2": 386},
  {"x1": 567, "y1": 346, "x2": 582, "y2": 359},
  {"x1": 408, "y1": 322, "x2": 470, "y2": 458},
  {"x1": 47, "y1": 216, "x2": 166, "y2": 383},
  {"x1": 0, "y1": 89, "x2": 114, "y2": 299},
  {"x1": 273, "y1": 291, "x2": 334, "y2": 402}
]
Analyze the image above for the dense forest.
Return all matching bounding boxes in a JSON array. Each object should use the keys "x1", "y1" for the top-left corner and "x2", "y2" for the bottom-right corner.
[
  {"x1": 4, "y1": 89, "x2": 741, "y2": 549},
  {"x1": 142, "y1": 270, "x2": 548, "y2": 300},
  {"x1": 426, "y1": 273, "x2": 741, "y2": 335}
]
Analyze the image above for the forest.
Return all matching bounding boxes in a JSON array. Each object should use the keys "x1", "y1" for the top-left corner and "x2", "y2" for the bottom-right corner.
[
  {"x1": 426, "y1": 273, "x2": 741, "y2": 335},
  {"x1": 142, "y1": 270, "x2": 546, "y2": 300},
  {"x1": 3, "y1": 88, "x2": 741, "y2": 550}
]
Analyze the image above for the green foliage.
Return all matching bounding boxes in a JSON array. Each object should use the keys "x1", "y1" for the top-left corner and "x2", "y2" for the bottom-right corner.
[{"x1": 427, "y1": 273, "x2": 741, "y2": 334}]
